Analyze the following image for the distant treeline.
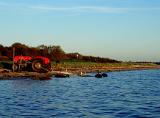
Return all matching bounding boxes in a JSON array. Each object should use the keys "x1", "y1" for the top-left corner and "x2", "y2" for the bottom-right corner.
[{"x1": 0, "y1": 43, "x2": 120, "y2": 63}]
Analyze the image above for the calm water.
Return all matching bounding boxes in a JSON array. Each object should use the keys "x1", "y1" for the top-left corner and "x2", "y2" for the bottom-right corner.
[{"x1": 0, "y1": 69, "x2": 160, "y2": 118}]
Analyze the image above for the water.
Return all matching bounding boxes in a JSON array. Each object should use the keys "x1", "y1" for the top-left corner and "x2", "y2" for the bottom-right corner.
[{"x1": 0, "y1": 69, "x2": 160, "y2": 118}]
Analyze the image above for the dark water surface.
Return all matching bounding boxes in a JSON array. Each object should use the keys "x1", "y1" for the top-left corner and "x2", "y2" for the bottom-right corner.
[{"x1": 0, "y1": 69, "x2": 160, "y2": 118}]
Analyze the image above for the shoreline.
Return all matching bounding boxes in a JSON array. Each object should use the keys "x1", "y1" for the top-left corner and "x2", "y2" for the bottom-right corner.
[
  {"x1": 0, "y1": 65, "x2": 160, "y2": 79},
  {"x1": 61, "y1": 65, "x2": 160, "y2": 74},
  {"x1": 52, "y1": 61, "x2": 160, "y2": 74}
]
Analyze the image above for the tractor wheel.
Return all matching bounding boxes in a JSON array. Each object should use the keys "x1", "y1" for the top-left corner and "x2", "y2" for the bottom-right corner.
[
  {"x1": 32, "y1": 59, "x2": 47, "y2": 73},
  {"x1": 12, "y1": 64, "x2": 18, "y2": 72},
  {"x1": 32, "y1": 60, "x2": 43, "y2": 72}
]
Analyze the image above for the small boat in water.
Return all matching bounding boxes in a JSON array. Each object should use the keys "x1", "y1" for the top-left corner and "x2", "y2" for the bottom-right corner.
[
  {"x1": 102, "y1": 73, "x2": 108, "y2": 77},
  {"x1": 95, "y1": 72, "x2": 108, "y2": 78},
  {"x1": 95, "y1": 73, "x2": 103, "y2": 78}
]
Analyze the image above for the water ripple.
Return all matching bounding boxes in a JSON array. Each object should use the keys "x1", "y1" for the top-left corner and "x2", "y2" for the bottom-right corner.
[{"x1": 0, "y1": 70, "x2": 160, "y2": 117}]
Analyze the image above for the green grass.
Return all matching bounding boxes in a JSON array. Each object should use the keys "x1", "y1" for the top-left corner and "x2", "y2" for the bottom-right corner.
[{"x1": 51, "y1": 61, "x2": 157, "y2": 69}]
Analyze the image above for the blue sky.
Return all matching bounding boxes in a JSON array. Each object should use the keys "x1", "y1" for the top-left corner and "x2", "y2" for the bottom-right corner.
[{"x1": 0, "y1": 0, "x2": 160, "y2": 61}]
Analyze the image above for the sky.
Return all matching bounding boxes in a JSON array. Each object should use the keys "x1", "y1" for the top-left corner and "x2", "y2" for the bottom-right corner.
[{"x1": 0, "y1": 0, "x2": 160, "y2": 61}]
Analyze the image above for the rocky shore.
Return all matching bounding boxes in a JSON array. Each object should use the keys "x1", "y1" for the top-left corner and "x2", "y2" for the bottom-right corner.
[
  {"x1": 59, "y1": 65, "x2": 160, "y2": 74},
  {"x1": 0, "y1": 69, "x2": 52, "y2": 80},
  {"x1": 0, "y1": 65, "x2": 160, "y2": 80}
]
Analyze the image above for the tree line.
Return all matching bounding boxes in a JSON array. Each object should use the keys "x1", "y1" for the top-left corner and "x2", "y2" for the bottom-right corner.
[{"x1": 0, "y1": 43, "x2": 119, "y2": 63}]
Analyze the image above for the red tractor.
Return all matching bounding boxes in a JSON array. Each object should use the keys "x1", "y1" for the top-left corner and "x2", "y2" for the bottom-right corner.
[{"x1": 12, "y1": 56, "x2": 51, "y2": 73}]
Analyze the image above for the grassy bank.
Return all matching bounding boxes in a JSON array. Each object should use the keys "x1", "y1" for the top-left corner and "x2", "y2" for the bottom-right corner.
[{"x1": 52, "y1": 61, "x2": 159, "y2": 73}]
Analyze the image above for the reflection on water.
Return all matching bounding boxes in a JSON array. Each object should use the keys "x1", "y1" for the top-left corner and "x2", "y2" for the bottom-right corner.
[{"x1": 0, "y1": 69, "x2": 160, "y2": 118}]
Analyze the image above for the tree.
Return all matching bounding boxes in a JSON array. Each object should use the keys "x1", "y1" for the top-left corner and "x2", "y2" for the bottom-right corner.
[
  {"x1": 0, "y1": 44, "x2": 4, "y2": 56},
  {"x1": 37, "y1": 44, "x2": 51, "y2": 57},
  {"x1": 51, "y1": 45, "x2": 65, "y2": 62},
  {"x1": 11, "y1": 42, "x2": 29, "y2": 56}
]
